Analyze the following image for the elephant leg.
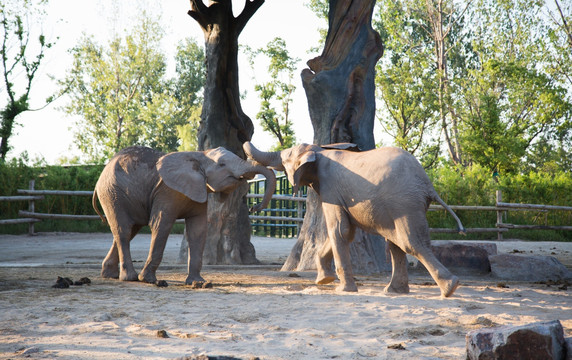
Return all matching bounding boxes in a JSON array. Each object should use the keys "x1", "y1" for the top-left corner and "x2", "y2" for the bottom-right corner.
[
  {"x1": 322, "y1": 203, "x2": 357, "y2": 292},
  {"x1": 415, "y1": 247, "x2": 459, "y2": 297},
  {"x1": 139, "y1": 219, "x2": 175, "y2": 283},
  {"x1": 384, "y1": 241, "x2": 410, "y2": 294},
  {"x1": 184, "y1": 213, "x2": 207, "y2": 285},
  {"x1": 395, "y1": 216, "x2": 459, "y2": 297},
  {"x1": 102, "y1": 225, "x2": 142, "y2": 279},
  {"x1": 315, "y1": 239, "x2": 336, "y2": 285}
]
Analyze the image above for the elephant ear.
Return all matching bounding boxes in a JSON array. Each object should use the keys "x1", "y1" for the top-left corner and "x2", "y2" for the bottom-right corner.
[
  {"x1": 156, "y1": 152, "x2": 207, "y2": 203},
  {"x1": 321, "y1": 143, "x2": 360, "y2": 152}
]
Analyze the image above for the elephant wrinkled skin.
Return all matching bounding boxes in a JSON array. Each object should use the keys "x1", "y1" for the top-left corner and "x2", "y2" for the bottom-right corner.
[
  {"x1": 93, "y1": 146, "x2": 276, "y2": 285},
  {"x1": 244, "y1": 141, "x2": 465, "y2": 297}
]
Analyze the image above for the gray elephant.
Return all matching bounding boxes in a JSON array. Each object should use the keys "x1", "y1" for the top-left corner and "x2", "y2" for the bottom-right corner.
[
  {"x1": 244, "y1": 141, "x2": 465, "y2": 297},
  {"x1": 92, "y1": 146, "x2": 276, "y2": 285}
]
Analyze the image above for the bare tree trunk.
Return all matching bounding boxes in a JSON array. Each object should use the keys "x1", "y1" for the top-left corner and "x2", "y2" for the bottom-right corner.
[
  {"x1": 181, "y1": 0, "x2": 264, "y2": 265},
  {"x1": 282, "y1": 0, "x2": 389, "y2": 274}
]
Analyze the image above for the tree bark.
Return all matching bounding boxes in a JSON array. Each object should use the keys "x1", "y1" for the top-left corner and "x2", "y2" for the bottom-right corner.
[
  {"x1": 182, "y1": 0, "x2": 264, "y2": 265},
  {"x1": 282, "y1": 0, "x2": 389, "y2": 274}
]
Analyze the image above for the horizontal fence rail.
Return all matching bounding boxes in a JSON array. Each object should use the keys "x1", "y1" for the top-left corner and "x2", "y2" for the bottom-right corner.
[{"x1": 1, "y1": 179, "x2": 571, "y2": 239}]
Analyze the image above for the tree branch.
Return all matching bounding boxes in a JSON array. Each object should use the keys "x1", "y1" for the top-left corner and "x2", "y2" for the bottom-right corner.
[
  {"x1": 554, "y1": 0, "x2": 572, "y2": 48},
  {"x1": 236, "y1": 0, "x2": 265, "y2": 35},
  {"x1": 188, "y1": 0, "x2": 211, "y2": 31}
]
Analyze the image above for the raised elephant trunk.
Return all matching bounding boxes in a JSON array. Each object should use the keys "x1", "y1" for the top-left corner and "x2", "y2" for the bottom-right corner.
[
  {"x1": 243, "y1": 142, "x2": 285, "y2": 171},
  {"x1": 245, "y1": 161, "x2": 277, "y2": 212}
]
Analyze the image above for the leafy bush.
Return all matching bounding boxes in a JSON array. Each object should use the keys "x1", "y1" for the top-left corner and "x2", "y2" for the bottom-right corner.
[
  {"x1": 0, "y1": 161, "x2": 106, "y2": 234},
  {"x1": 1, "y1": 161, "x2": 570, "y2": 240}
]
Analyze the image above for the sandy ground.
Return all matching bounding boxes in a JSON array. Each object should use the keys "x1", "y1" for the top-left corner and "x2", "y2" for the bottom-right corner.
[{"x1": 0, "y1": 232, "x2": 571, "y2": 360}]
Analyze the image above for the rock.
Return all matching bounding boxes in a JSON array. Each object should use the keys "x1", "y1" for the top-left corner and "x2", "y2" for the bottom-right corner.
[
  {"x1": 156, "y1": 330, "x2": 169, "y2": 338},
  {"x1": 74, "y1": 277, "x2": 91, "y2": 286},
  {"x1": 416, "y1": 242, "x2": 496, "y2": 274},
  {"x1": 155, "y1": 280, "x2": 168, "y2": 287},
  {"x1": 565, "y1": 338, "x2": 572, "y2": 360},
  {"x1": 490, "y1": 254, "x2": 572, "y2": 282},
  {"x1": 466, "y1": 320, "x2": 566, "y2": 360},
  {"x1": 52, "y1": 276, "x2": 73, "y2": 288}
]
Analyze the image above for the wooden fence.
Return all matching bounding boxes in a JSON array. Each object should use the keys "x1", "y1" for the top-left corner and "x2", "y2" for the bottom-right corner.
[{"x1": 1, "y1": 179, "x2": 571, "y2": 239}]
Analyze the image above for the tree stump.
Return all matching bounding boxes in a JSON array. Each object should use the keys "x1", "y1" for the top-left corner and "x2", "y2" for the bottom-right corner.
[
  {"x1": 282, "y1": 0, "x2": 388, "y2": 274},
  {"x1": 181, "y1": 0, "x2": 264, "y2": 265}
]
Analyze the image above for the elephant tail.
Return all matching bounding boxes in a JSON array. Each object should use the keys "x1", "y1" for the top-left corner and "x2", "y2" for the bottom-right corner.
[
  {"x1": 432, "y1": 193, "x2": 466, "y2": 235},
  {"x1": 92, "y1": 189, "x2": 107, "y2": 224}
]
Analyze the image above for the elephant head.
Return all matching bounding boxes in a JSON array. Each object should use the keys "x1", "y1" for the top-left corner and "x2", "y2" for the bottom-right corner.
[
  {"x1": 156, "y1": 146, "x2": 276, "y2": 212},
  {"x1": 243, "y1": 141, "x2": 357, "y2": 194}
]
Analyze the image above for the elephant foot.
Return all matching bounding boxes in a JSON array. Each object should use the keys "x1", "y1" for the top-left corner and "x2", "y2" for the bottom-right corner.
[
  {"x1": 439, "y1": 275, "x2": 460, "y2": 298},
  {"x1": 101, "y1": 267, "x2": 119, "y2": 279},
  {"x1": 315, "y1": 270, "x2": 336, "y2": 285},
  {"x1": 384, "y1": 283, "x2": 410, "y2": 295},
  {"x1": 336, "y1": 281, "x2": 358, "y2": 292},
  {"x1": 138, "y1": 271, "x2": 157, "y2": 284},
  {"x1": 185, "y1": 274, "x2": 206, "y2": 285},
  {"x1": 119, "y1": 270, "x2": 139, "y2": 282}
]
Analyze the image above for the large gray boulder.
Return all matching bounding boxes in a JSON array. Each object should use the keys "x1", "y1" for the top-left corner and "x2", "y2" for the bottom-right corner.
[
  {"x1": 466, "y1": 320, "x2": 568, "y2": 360},
  {"x1": 415, "y1": 242, "x2": 497, "y2": 274},
  {"x1": 489, "y1": 254, "x2": 572, "y2": 282}
]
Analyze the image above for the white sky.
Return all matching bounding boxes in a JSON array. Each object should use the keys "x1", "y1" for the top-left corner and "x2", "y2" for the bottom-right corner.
[{"x1": 6, "y1": 0, "x2": 383, "y2": 164}]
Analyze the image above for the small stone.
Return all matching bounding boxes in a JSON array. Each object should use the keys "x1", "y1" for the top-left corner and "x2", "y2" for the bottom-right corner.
[
  {"x1": 288, "y1": 273, "x2": 301, "y2": 278},
  {"x1": 52, "y1": 276, "x2": 72, "y2": 288},
  {"x1": 73, "y1": 277, "x2": 91, "y2": 286},
  {"x1": 156, "y1": 280, "x2": 168, "y2": 287},
  {"x1": 388, "y1": 343, "x2": 406, "y2": 350},
  {"x1": 156, "y1": 329, "x2": 169, "y2": 338}
]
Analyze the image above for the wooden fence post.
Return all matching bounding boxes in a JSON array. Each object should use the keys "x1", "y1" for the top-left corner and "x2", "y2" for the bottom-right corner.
[
  {"x1": 28, "y1": 180, "x2": 36, "y2": 236},
  {"x1": 496, "y1": 190, "x2": 503, "y2": 241}
]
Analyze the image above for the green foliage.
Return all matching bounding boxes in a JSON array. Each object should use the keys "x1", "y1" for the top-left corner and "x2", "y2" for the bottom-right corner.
[
  {"x1": 60, "y1": 15, "x2": 205, "y2": 162},
  {"x1": 247, "y1": 38, "x2": 299, "y2": 151},
  {"x1": 427, "y1": 165, "x2": 572, "y2": 241},
  {"x1": 1, "y1": 159, "x2": 570, "y2": 240},
  {"x1": 373, "y1": 0, "x2": 572, "y2": 174},
  {"x1": 375, "y1": 0, "x2": 440, "y2": 163},
  {"x1": 0, "y1": 158, "x2": 106, "y2": 234},
  {"x1": 0, "y1": 0, "x2": 55, "y2": 160}
]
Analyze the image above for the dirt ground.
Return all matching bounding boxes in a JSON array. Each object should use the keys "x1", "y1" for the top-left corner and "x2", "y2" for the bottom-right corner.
[{"x1": 0, "y1": 232, "x2": 571, "y2": 359}]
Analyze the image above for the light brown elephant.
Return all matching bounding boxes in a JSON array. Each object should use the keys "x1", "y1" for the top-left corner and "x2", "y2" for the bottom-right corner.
[
  {"x1": 244, "y1": 141, "x2": 465, "y2": 297},
  {"x1": 92, "y1": 146, "x2": 276, "y2": 285}
]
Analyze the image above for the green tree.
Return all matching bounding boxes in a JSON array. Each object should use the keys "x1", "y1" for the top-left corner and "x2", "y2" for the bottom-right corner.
[
  {"x1": 374, "y1": 0, "x2": 442, "y2": 166},
  {"x1": 459, "y1": 0, "x2": 572, "y2": 173},
  {"x1": 61, "y1": 16, "x2": 205, "y2": 162},
  {"x1": 248, "y1": 38, "x2": 299, "y2": 151},
  {"x1": 375, "y1": 0, "x2": 572, "y2": 173},
  {"x1": 172, "y1": 38, "x2": 205, "y2": 152},
  {"x1": 0, "y1": 0, "x2": 55, "y2": 161}
]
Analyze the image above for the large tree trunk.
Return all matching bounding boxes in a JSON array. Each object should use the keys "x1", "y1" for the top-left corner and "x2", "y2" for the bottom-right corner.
[
  {"x1": 282, "y1": 0, "x2": 389, "y2": 274},
  {"x1": 182, "y1": 0, "x2": 264, "y2": 265}
]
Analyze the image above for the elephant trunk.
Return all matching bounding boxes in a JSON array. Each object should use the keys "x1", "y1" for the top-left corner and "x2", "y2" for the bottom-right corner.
[
  {"x1": 246, "y1": 162, "x2": 276, "y2": 213},
  {"x1": 243, "y1": 141, "x2": 284, "y2": 171}
]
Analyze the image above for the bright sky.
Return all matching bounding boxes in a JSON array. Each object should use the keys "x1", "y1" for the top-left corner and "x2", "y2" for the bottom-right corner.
[{"x1": 6, "y1": 0, "x2": 382, "y2": 164}]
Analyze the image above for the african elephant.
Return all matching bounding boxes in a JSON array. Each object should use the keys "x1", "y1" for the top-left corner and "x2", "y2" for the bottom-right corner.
[
  {"x1": 92, "y1": 146, "x2": 276, "y2": 285},
  {"x1": 244, "y1": 141, "x2": 465, "y2": 297}
]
